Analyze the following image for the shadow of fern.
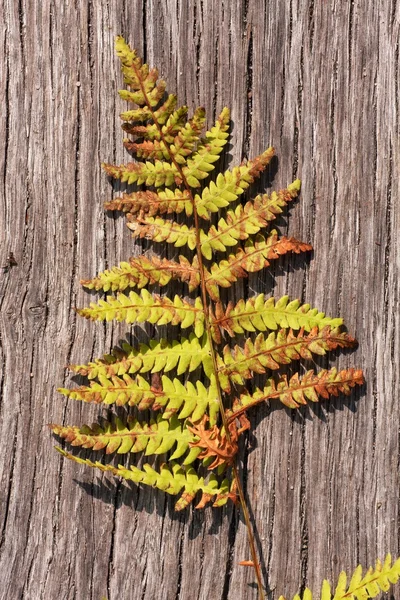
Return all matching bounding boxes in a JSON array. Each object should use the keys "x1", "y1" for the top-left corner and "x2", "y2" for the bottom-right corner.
[{"x1": 72, "y1": 474, "x2": 230, "y2": 537}]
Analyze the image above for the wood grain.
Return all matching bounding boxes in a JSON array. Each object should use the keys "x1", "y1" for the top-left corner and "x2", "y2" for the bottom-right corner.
[{"x1": 0, "y1": 1, "x2": 399, "y2": 599}]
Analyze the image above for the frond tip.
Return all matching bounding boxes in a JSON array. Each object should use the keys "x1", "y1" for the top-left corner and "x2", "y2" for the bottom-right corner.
[{"x1": 278, "y1": 555, "x2": 400, "y2": 600}]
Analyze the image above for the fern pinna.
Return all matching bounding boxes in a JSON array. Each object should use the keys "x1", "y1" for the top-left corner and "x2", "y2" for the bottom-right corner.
[{"x1": 51, "y1": 37, "x2": 373, "y2": 598}]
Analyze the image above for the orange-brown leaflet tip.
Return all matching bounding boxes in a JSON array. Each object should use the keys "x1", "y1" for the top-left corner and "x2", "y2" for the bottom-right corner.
[
  {"x1": 188, "y1": 415, "x2": 242, "y2": 469},
  {"x1": 238, "y1": 560, "x2": 259, "y2": 568}
]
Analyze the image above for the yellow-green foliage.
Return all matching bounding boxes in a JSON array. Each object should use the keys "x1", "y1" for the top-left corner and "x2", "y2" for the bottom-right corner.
[
  {"x1": 279, "y1": 555, "x2": 400, "y2": 600},
  {"x1": 52, "y1": 37, "x2": 364, "y2": 513}
]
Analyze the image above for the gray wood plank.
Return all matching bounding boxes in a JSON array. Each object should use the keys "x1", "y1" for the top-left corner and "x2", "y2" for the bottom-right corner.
[{"x1": 0, "y1": 1, "x2": 399, "y2": 599}]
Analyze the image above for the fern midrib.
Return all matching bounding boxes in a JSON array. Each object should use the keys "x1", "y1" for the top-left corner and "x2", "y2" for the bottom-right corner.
[
  {"x1": 133, "y1": 257, "x2": 197, "y2": 276},
  {"x1": 72, "y1": 427, "x2": 189, "y2": 440},
  {"x1": 85, "y1": 299, "x2": 203, "y2": 317},
  {"x1": 213, "y1": 304, "x2": 335, "y2": 330},
  {"x1": 130, "y1": 62, "x2": 265, "y2": 597}
]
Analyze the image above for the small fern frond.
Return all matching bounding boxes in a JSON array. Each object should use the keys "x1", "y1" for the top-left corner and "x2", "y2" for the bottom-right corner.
[
  {"x1": 228, "y1": 367, "x2": 364, "y2": 417},
  {"x1": 77, "y1": 289, "x2": 205, "y2": 336},
  {"x1": 179, "y1": 108, "x2": 230, "y2": 187},
  {"x1": 70, "y1": 334, "x2": 212, "y2": 380},
  {"x1": 80, "y1": 254, "x2": 200, "y2": 293},
  {"x1": 50, "y1": 414, "x2": 201, "y2": 463},
  {"x1": 278, "y1": 555, "x2": 400, "y2": 600},
  {"x1": 124, "y1": 106, "x2": 206, "y2": 160},
  {"x1": 126, "y1": 179, "x2": 301, "y2": 259},
  {"x1": 217, "y1": 327, "x2": 357, "y2": 392},
  {"x1": 105, "y1": 189, "x2": 193, "y2": 217},
  {"x1": 210, "y1": 295, "x2": 343, "y2": 343},
  {"x1": 194, "y1": 147, "x2": 275, "y2": 218},
  {"x1": 187, "y1": 414, "x2": 250, "y2": 469},
  {"x1": 56, "y1": 448, "x2": 235, "y2": 510},
  {"x1": 60, "y1": 374, "x2": 220, "y2": 424},
  {"x1": 205, "y1": 232, "x2": 312, "y2": 301},
  {"x1": 102, "y1": 159, "x2": 180, "y2": 187}
]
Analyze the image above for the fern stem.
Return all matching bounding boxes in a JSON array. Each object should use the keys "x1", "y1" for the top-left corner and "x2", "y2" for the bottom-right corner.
[
  {"x1": 232, "y1": 462, "x2": 265, "y2": 598},
  {"x1": 131, "y1": 68, "x2": 265, "y2": 597}
]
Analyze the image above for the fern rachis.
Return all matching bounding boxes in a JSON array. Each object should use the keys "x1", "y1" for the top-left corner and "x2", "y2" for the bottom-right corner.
[{"x1": 50, "y1": 37, "x2": 396, "y2": 600}]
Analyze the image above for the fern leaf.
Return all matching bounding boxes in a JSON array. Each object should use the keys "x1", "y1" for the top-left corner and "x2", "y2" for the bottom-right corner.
[
  {"x1": 194, "y1": 147, "x2": 275, "y2": 218},
  {"x1": 105, "y1": 189, "x2": 193, "y2": 217},
  {"x1": 205, "y1": 232, "x2": 312, "y2": 301},
  {"x1": 218, "y1": 327, "x2": 357, "y2": 392},
  {"x1": 278, "y1": 555, "x2": 400, "y2": 600},
  {"x1": 121, "y1": 104, "x2": 188, "y2": 140},
  {"x1": 56, "y1": 448, "x2": 234, "y2": 510},
  {"x1": 126, "y1": 179, "x2": 301, "y2": 259},
  {"x1": 198, "y1": 180, "x2": 301, "y2": 258},
  {"x1": 80, "y1": 254, "x2": 200, "y2": 293},
  {"x1": 121, "y1": 94, "x2": 177, "y2": 125},
  {"x1": 187, "y1": 414, "x2": 249, "y2": 470},
  {"x1": 70, "y1": 334, "x2": 213, "y2": 380},
  {"x1": 102, "y1": 159, "x2": 180, "y2": 187},
  {"x1": 228, "y1": 367, "x2": 364, "y2": 416},
  {"x1": 77, "y1": 289, "x2": 204, "y2": 336},
  {"x1": 119, "y1": 105, "x2": 153, "y2": 122},
  {"x1": 128, "y1": 215, "x2": 198, "y2": 250},
  {"x1": 50, "y1": 414, "x2": 201, "y2": 462},
  {"x1": 60, "y1": 373, "x2": 220, "y2": 424},
  {"x1": 210, "y1": 294, "x2": 343, "y2": 342},
  {"x1": 124, "y1": 106, "x2": 206, "y2": 161},
  {"x1": 180, "y1": 107, "x2": 230, "y2": 187},
  {"x1": 123, "y1": 138, "x2": 170, "y2": 160},
  {"x1": 169, "y1": 106, "x2": 207, "y2": 161}
]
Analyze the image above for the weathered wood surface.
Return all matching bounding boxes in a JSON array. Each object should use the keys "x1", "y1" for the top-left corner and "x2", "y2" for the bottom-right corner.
[{"x1": 0, "y1": 1, "x2": 399, "y2": 599}]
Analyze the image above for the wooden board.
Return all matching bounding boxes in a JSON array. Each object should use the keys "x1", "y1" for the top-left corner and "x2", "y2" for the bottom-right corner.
[{"x1": 0, "y1": 1, "x2": 399, "y2": 598}]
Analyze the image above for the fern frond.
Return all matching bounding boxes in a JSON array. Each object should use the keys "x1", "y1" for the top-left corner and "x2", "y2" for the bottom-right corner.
[
  {"x1": 218, "y1": 327, "x2": 357, "y2": 392},
  {"x1": 126, "y1": 179, "x2": 301, "y2": 259},
  {"x1": 278, "y1": 555, "x2": 400, "y2": 600},
  {"x1": 205, "y1": 232, "x2": 312, "y2": 301},
  {"x1": 228, "y1": 367, "x2": 364, "y2": 417},
  {"x1": 54, "y1": 40, "x2": 367, "y2": 586},
  {"x1": 105, "y1": 189, "x2": 193, "y2": 217},
  {"x1": 198, "y1": 180, "x2": 301, "y2": 258},
  {"x1": 121, "y1": 104, "x2": 188, "y2": 140},
  {"x1": 194, "y1": 147, "x2": 275, "y2": 218},
  {"x1": 128, "y1": 215, "x2": 199, "y2": 250},
  {"x1": 210, "y1": 295, "x2": 343, "y2": 343},
  {"x1": 50, "y1": 414, "x2": 202, "y2": 463},
  {"x1": 124, "y1": 106, "x2": 206, "y2": 161},
  {"x1": 56, "y1": 448, "x2": 234, "y2": 510},
  {"x1": 179, "y1": 107, "x2": 230, "y2": 187},
  {"x1": 81, "y1": 233, "x2": 311, "y2": 300},
  {"x1": 70, "y1": 334, "x2": 212, "y2": 380},
  {"x1": 123, "y1": 138, "x2": 170, "y2": 160},
  {"x1": 77, "y1": 289, "x2": 205, "y2": 337},
  {"x1": 102, "y1": 159, "x2": 180, "y2": 187},
  {"x1": 80, "y1": 254, "x2": 200, "y2": 293},
  {"x1": 187, "y1": 414, "x2": 249, "y2": 470},
  {"x1": 59, "y1": 374, "x2": 220, "y2": 424}
]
